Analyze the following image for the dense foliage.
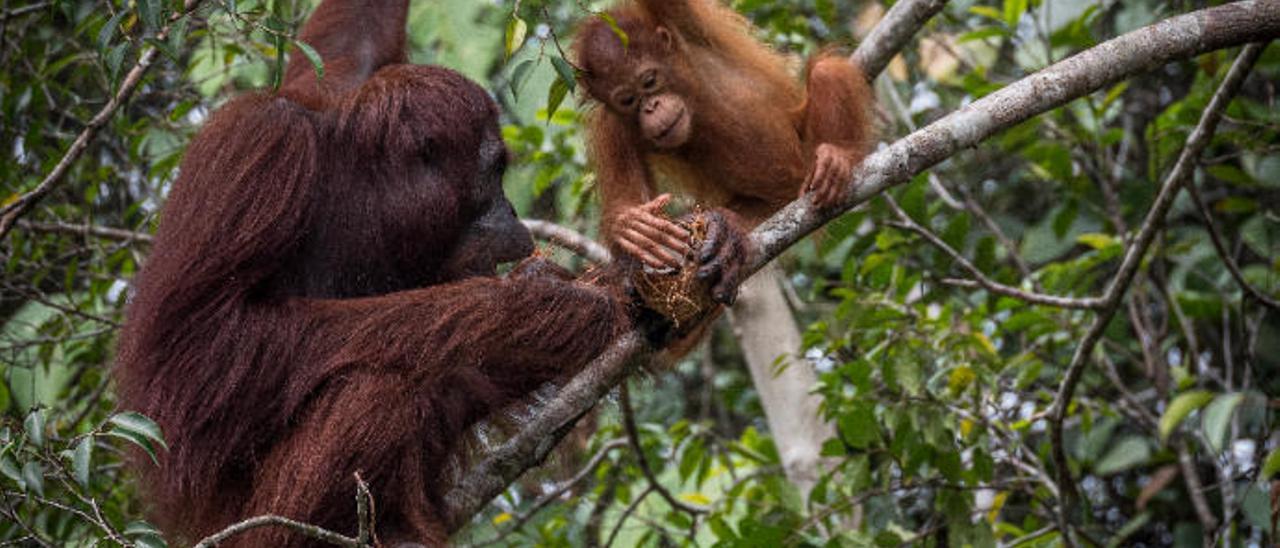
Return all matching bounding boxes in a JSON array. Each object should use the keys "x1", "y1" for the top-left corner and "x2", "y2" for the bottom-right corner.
[{"x1": 1, "y1": 0, "x2": 1277, "y2": 546}]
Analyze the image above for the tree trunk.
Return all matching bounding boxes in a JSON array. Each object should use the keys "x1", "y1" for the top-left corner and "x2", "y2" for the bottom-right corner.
[{"x1": 727, "y1": 264, "x2": 833, "y2": 496}]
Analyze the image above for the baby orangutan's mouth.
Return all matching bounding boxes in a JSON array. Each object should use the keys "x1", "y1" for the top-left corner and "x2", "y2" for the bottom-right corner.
[{"x1": 651, "y1": 108, "x2": 688, "y2": 148}]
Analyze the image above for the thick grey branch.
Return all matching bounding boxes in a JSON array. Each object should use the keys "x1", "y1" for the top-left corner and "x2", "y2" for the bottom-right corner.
[
  {"x1": 442, "y1": 333, "x2": 646, "y2": 531},
  {"x1": 851, "y1": 0, "x2": 949, "y2": 78},
  {"x1": 751, "y1": 0, "x2": 1279, "y2": 269},
  {"x1": 445, "y1": 1, "x2": 1280, "y2": 534}
]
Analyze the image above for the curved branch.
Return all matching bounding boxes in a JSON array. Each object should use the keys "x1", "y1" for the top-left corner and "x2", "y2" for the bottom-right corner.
[
  {"x1": 192, "y1": 515, "x2": 361, "y2": 548},
  {"x1": 1046, "y1": 42, "x2": 1265, "y2": 542},
  {"x1": 522, "y1": 219, "x2": 612, "y2": 264},
  {"x1": 851, "y1": 0, "x2": 949, "y2": 78},
  {"x1": 444, "y1": 1, "x2": 1280, "y2": 533},
  {"x1": 0, "y1": 0, "x2": 205, "y2": 239}
]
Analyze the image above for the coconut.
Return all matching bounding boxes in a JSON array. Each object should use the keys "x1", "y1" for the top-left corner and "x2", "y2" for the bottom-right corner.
[{"x1": 633, "y1": 210, "x2": 717, "y2": 329}]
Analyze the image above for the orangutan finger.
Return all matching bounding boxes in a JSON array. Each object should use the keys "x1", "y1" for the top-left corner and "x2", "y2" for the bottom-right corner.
[
  {"x1": 698, "y1": 213, "x2": 726, "y2": 264},
  {"x1": 618, "y1": 234, "x2": 676, "y2": 269},
  {"x1": 639, "y1": 193, "x2": 673, "y2": 213},
  {"x1": 635, "y1": 212, "x2": 691, "y2": 241},
  {"x1": 628, "y1": 216, "x2": 690, "y2": 254}
]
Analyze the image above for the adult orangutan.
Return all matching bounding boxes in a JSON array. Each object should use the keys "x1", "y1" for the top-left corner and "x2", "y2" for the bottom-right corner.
[
  {"x1": 114, "y1": 0, "x2": 746, "y2": 546},
  {"x1": 574, "y1": 0, "x2": 873, "y2": 268}
]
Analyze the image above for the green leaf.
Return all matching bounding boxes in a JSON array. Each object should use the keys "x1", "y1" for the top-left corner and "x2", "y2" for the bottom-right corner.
[
  {"x1": 899, "y1": 174, "x2": 928, "y2": 224},
  {"x1": 98, "y1": 9, "x2": 130, "y2": 51},
  {"x1": 545, "y1": 77, "x2": 569, "y2": 125},
  {"x1": 837, "y1": 401, "x2": 878, "y2": 449},
  {"x1": 106, "y1": 429, "x2": 159, "y2": 464},
  {"x1": 1076, "y1": 233, "x2": 1118, "y2": 251},
  {"x1": 1094, "y1": 437, "x2": 1151, "y2": 475},
  {"x1": 508, "y1": 59, "x2": 535, "y2": 101},
  {"x1": 24, "y1": 410, "x2": 44, "y2": 447},
  {"x1": 1003, "y1": 0, "x2": 1028, "y2": 27},
  {"x1": 1200, "y1": 392, "x2": 1243, "y2": 454},
  {"x1": 0, "y1": 455, "x2": 20, "y2": 483},
  {"x1": 598, "y1": 12, "x2": 629, "y2": 49},
  {"x1": 959, "y1": 27, "x2": 1006, "y2": 43},
  {"x1": 294, "y1": 41, "x2": 324, "y2": 81},
  {"x1": 969, "y1": 6, "x2": 1004, "y2": 21},
  {"x1": 1158, "y1": 390, "x2": 1214, "y2": 442},
  {"x1": 73, "y1": 436, "x2": 93, "y2": 488},
  {"x1": 106, "y1": 42, "x2": 130, "y2": 85},
  {"x1": 1262, "y1": 450, "x2": 1280, "y2": 480},
  {"x1": 110, "y1": 411, "x2": 167, "y2": 449},
  {"x1": 550, "y1": 56, "x2": 577, "y2": 92},
  {"x1": 21, "y1": 461, "x2": 43, "y2": 496},
  {"x1": 504, "y1": 16, "x2": 528, "y2": 60}
]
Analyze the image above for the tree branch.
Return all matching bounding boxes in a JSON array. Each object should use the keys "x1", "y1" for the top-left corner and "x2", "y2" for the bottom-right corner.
[
  {"x1": 851, "y1": 0, "x2": 949, "y2": 78},
  {"x1": 522, "y1": 219, "x2": 611, "y2": 264},
  {"x1": 620, "y1": 383, "x2": 708, "y2": 515},
  {"x1": 0, "y1": 0, "x2": 205, "y2": 239},
  {"x1": 17, "y1": 220, "x2": 154, "y2": 244},
  {"x1": 884, "y1": 197, "x2": 1104, "y2": 310},
  {"x1": 444, "y1": 1, "x2": 1280, "y2": 534},
  {"x1": 1046, "y1": 41, "x2": 1265, "y2": 544},
  {"x1": 191, "y1": 515, "x2": 362, "y2": 548},
  {"x1": 1184, "y1": 178, "x2": 1280, "y2": 310}
]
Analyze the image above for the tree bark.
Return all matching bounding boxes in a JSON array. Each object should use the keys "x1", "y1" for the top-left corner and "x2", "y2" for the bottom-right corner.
[{"x1": 727, "y1": 265, "x2": 832, "y2": 496}]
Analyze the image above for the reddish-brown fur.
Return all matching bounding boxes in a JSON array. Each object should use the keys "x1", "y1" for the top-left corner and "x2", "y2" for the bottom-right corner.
[
  {"x1": 114, "y1": 1, "x2": 642, "y2": 545},
  {"x1": 574, "y1": 0, "x2": 874, "y2": 267}
]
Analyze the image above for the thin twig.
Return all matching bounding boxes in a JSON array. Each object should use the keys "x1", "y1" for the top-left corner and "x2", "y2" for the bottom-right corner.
[
  {"x1": 604, "y1": 485, "x2": 654, "y2": 548},
  {"x1": 17, "y1": 220, "x2": 154, "y2": 243},
  {"x1": 0, "y1": 0, "x2": 205, "y2": 238},
  {"x1": 620, "y1": 383, "x2": 708, "y2": 516},
  {"x1": 883, "y1": 198, "x2": 1103, "y2": 309},
  {"x1": 1046, "y1": 42, "x2": 1265, "y2": 544},
  {"x1": 191, "y1": 515, "x2": 361, "y2": 548},
  {"x1": 478, "y1": 438, "x2": 627, "y2": 546},
  {"x1": 1184, "y1": 179, "x2": 1280, "y2": 310}
]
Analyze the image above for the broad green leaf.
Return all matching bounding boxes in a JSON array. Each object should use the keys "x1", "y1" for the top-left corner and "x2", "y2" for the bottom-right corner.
[
  {"x1": 1094, "y1": 437, "x2": 1150, "y2": 475},
  {"x1": 110, "y1": 411, "x2": 167, "y2": 449},
  {"x1": 1262, "y1": 450, "x2": 1280, "y2": 480},
  {"x1": 1076, "y1": 233, "x2": 1118, "y2": 251},
  {"x1": 504, "y1": 16, "x2": 528, "y2": 60},
  {"x1": 1158, "y1": 390, "x2": 1214, "y2": 442},
  {"x1": 1201, "y1": 392, "x2": 1244, "y2": 453},
  {"x1": 21, "y1": 461, "x2": 43, "y2": 496},
  {"x1": 1003, "y1": 0, "x2": 1028, "y2": 28},
  {"x1": 294, "y1": 41, "x2": 325, "y2": 81},
  {"x1": 508, "y1": 59, "x2": 535, "y2": 100},
  {"x1": 545, "y1": 77, "x2": 569, "y2": 125},
  {"x1": 0, "y1": 455, "x2": 20, "y2": 483},
  {"x1": 969, "y1": 6, "x2": 1004, "y2": 21},
  {"x1": 837, "y1": 401, "x2": 878, "y2": 449},
  {"x1": 959, "y1": 27, "x2": 1007, "y2": 43},
  {"x1": 24, "y1": 410, "x2": 44, "y2": 447},
  {"x1": 98, "y1": 9, "x2": 130, "y2": 51},
  {"x1": 106, "y1": 430, "x2": 159, "y2": 464},
  {"x1": 73, "y1": 436, "x2": 93, "y2": 488},
  {"x1": 550, "y1": 56, "x2": 577, "y2": 92}
]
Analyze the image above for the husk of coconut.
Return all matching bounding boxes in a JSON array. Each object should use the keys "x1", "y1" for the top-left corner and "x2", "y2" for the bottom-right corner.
[{"x1": 633, "y1": 209, "x2": 717, "y2": 329}]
